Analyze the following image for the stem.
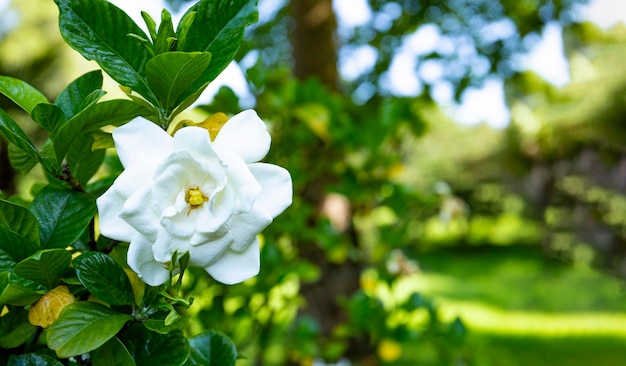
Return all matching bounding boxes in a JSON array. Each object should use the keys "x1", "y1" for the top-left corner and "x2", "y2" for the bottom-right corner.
[
  {"x1": 58, "y1": 163, "x2": 98, "y2": 250},
  {"x1": 158, "y1": 107, "x2": 170, "y2": 130},
  {"x1": 59, "y1": 163, "x2": 85, "y2": 193}
]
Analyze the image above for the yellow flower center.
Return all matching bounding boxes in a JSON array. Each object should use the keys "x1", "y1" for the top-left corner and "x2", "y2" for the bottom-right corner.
[{"x1": 185, "y1": 186, "x2": 208, "y2": 214}]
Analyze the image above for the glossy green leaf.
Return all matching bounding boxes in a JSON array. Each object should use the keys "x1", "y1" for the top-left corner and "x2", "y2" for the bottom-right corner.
[
  {"x1": 31, "y1": 103, "x2": 67, "y2": 136},
  {"x1": 47, "y1": 301, "x2": 132, "y2": 359},
  {"x1": 0, "y1": 229, "x2": 38, "y2": 264},
  {"x1": 0, "y1": 308, "x2": 37, "y2": 349},
  {"x1": 74, "y1": 252, "x2": 134, "y2": 306},
  {"x1": 176, "y1": 0, "x2": 258, "y2": 99},
  {"x1": 145, "y1": 52, "x2": 212, "y2": 111},
  {"x1": 55, "y1": 99, "x2": 150, "y2": 157},
  {"x1": 8, "y1": 143, "x2": 38, "y2": 175},
  {"x1": 29, "y1": 186, "x2": 96, "y2": 249},
  {"x1": 54, "y1": 0, "x2": 156, "y2": 104},
  {"x1": 0, "y1": 250, "x2": 16, "y2": 272},
  {"x1": 91, "y1": 337, "x2": 136, "y2": 366},
  {"x1": 55, "y1": 70, "x2": 104, "y2": 119},
  {"x1": 120, "y1": 324, "x2": 189, "y2": 366},
  {"x1": 0, "y1": 271, "x2": 46, "y2": 306},
  {"x1": 0, "y1": 198, "x2": 40, "y2": 245},
  {"x1": 186, "y1": 330, "x2": 237, "y2": 366},
  {"x1": 0, "y1": 109, "x2": 55, "y2": 173},
  {"x1": 7, "y1": 353, "x2": 64, "y2": 366},
  {"x1": 51, "y1": 91, "x2": 105, "y2": 162},
  {"x1": 0, "y1": 76, "x2": 48, "y2": 113},
  {"x1": 14, "y1": 249, "x2": 72, "y2": 290},
  {"x1": 67, "y1": 132, "x2": 106, "y2": 186}
]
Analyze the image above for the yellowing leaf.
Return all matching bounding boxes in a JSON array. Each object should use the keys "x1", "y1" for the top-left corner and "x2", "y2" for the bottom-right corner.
[
  {"x1": 170, "y1": 112, "x2": 229, "y2": 141},
  {"x1": 197, "y1": 112, "x2": 229, "y2": 141},
  {"x1": 28, "y1": 285, "x2": 76, "y2": 328}
]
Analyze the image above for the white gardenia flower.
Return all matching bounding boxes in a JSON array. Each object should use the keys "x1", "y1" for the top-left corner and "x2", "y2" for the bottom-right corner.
[{"x1": 96, "y1": 110, "x2": 292, "y2": 286}]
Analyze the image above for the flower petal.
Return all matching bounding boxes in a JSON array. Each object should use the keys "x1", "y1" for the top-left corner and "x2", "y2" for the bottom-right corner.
[
  {"x1": 172, "y1": 126, "x2": 223, "y2": 168},
  {"x1": 151, "y1": 229, "x2": 232, "y2": 267},
  {"x1": 151, "y1": 152, "x2": 201, "y2": 215},
  {"x1": 204, "y1": 238, "x2": 260, "y2": 285},
  {"x1": 221, "y1": 151, "x2": 262, "y2": 213},
  {"x1": 213, "y1": 110, "x2": 271, "y2": 163},
  {"x1": 151, "y1": 230, "x2": 192, "y2": 264},
  {"x1": 192, "y1": 187, "x2": 234, "y2": 236},
  {"x1": 111, "y1": 166, "x2": 152, "y2": 199},
  {"x1": 188, "y1": 232, "x2": 233, "y2": 267},
  {"x1": 96, "y1": 187, "x2": 137, "y2": 242},
  {"x1": 127, "y1": 234, "x2": 170, "y2": 286},
  {"x1": 249, "y1": 163, "x2": 293, "y2": 218},
  {"x1": 229, "y1": 208, "x2": 272, "y2": 252},
  {"x1": 114, "y1": 117, "x2": 172, "y2": 169},
  {"x1": 119, "y1": 184, "x2": 160, "y2": 242}
]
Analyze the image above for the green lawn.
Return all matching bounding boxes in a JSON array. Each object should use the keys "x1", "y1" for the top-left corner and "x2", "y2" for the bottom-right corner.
[{"x1": 395, "y1": 245, "x2": 626, "y2": 365}]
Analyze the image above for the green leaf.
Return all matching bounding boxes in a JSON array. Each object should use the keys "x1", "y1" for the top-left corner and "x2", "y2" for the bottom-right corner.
[
  {"x1": 145, "y1": 52, "x2": 212, "y2": 112},
  {"x1": 0, "y1": 250, "x2": 16, "y2": 272},
  {"x1": 8, "y1": 143, "x2": 38, "y2": 175},
  {"x1": 0, "y1": 108, "x2": 56, "y2": 173},
  {"x1": 67, "y1": 132, "x2": 106, "y2": 186},
  {"x1": 120, "y1": 324, "x2": 189, "y2": 366},
  {"x1": 187, "y1": 330, "x2": 237, "y2": 366},
  {"x1": 0, "y1": 230, "x2": 38, "y2": 264},
  {"x1": 54, "y1": 99, "x2": 150, "y2": 159},
  {"x1": 141, "y1": 11, "x2": 158, "y2": 42},
  {"x1": 0, "y1": 198, "x2": 40, "y2": 245},
  {"x1": 155, "y1": 9, "x2": 176, "y2": 54},
  {"x1": 14, "y1": 249, "x2": 72, "y2": 290},
  {"x1": 7, "y1": 353, "x2": 64, "y2": 366},
  {"x1": 0, "y1": 271, "x2": 46, "y2": 306},
  {"x1": 0, "y1": 76, "x2": 48, "y2": 113},
  {"x1": 74, "y1": 252, "x2": 134, "y2": 306},
  {"x1": 174, "y1": 10, "x2": 196, "y2": 52},
  {"x1": 51, "y1": 90, "x2": 106, "y2": 163},
  {"x1": 31, "y1": 103, "x2": 67, "y2": 135},
  {"x1": 54, "y1": 0, "x2": 156, "y2": 104},
  {"x1": 143, "y1": 310, "x2": 187, "y2": 334},
  {"x1": 55, "y1": 70, "x2": 104, "y2": 119},
  {"x1": 47, "y1": 301, "x2": 132, "y2": 359},
  {"x1": 177, "y1": 0, "x2": 258, "y2": 95},
  {"x1": 91, "y1": 337, "x2": 136, "y2": 366},
  {"x1": 92, "y1": 131, "x2": 114, "y2": 150},
  {"x1": 29, "y1": 185, "x2": 96, "y2": 249},
  {"x1": 0, "y1": 308, "x2": 37, "y2": 349},
  {"x1": 170, "y1": 82, "x2": 210, "y2": 120}
]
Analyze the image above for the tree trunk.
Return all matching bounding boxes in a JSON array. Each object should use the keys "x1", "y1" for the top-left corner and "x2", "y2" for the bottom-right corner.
[
  {"x1": 291, "y1": 0, "x2": 338, "y2": 89},
  {"x1": 290, "y1": 0, "x2": 363, "y2": 352}
]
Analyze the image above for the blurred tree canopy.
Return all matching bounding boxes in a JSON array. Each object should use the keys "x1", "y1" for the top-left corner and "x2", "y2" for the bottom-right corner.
[{"x1": 241, "y1": 0, "x2": 589, "y2": 100}]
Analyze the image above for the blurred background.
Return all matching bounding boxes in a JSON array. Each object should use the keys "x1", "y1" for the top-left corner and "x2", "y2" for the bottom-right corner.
[{"x1": 1, "y1": 0, "x2": 626, "y2": 364}]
